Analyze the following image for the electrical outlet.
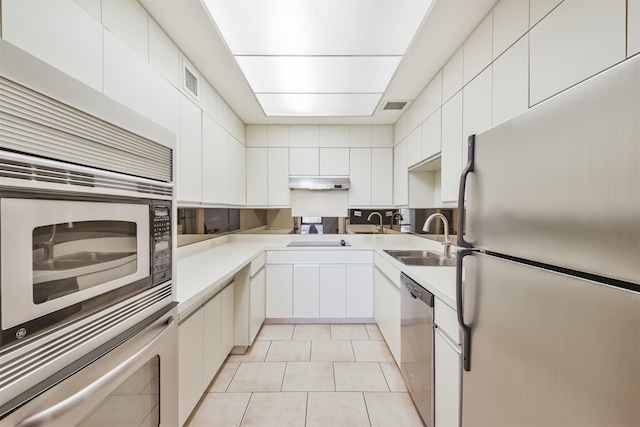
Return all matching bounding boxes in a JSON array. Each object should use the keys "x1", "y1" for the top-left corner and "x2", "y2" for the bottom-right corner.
[
  {"x1": 375, "y1": 235, "x2": 384, "y2": 241},
  {"x1": 385, "y1": 211, "x2": 393, "y2": 217}
]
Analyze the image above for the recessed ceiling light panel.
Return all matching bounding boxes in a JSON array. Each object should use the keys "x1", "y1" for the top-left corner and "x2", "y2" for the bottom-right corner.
[
  {"x1": 235, "y1": 56, "x2": 401, "y2": 93},
  {"x1": 203, "y1": 0, "x2": 434, "y2": 56},
  {"x1": 256, "y1": 93, "x2": 382, "y2": 116}
]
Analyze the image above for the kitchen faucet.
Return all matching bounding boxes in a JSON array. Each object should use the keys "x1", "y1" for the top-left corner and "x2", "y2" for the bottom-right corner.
[
  {"x1": 423, "y1": 213, "x2": 452, "y2": 258},
  {"x1": 392, "y1": 212, "x2": 403, "y2": 229},
  {"x1": 367, "y1": 212, "x2": 383, "y2": 234}
]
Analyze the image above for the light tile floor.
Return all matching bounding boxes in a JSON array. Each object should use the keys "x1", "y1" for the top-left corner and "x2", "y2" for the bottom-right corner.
[{"x1": 186, "y1": 324, "x2": 424, "y2": 427}]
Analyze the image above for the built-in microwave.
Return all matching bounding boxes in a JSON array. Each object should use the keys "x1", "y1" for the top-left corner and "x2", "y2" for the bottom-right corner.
[{"x1": 0, "y1": 152, "x2": 173, "y2": 348}]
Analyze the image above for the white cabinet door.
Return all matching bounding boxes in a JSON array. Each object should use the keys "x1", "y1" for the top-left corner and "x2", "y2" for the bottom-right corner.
[
  {"x1": 202, "y1": 114, "x2": 229, "y2": 204},
  {"x1": 435, "y1": 330, "x2": 462, "y2": 427},
  {"x1": 393, "y1": 141, "x2": 409, "y2": 206},
  {"x1": 178, "y1": 309, "x2": 204, "y2": 426},
  {"x1": 319, "y1": 264, "x2": 346, "y2": 318},
  {"x1": 179, "y1": 95, "x2": 203, "y2": 204},
  {"x1": 250, "y1": 267, "x2": 267, "y2": 343},
  {"x1": 371, "y1": 148, "x2": 393, "y2": 206},
  {"x1": 202, "y1": 295, "x2": 222, "y2": 384},
  {"x1": 266, "y1": 264, "x2": 293, "y2": 318},
  {"x1": 320, "y1": 148, "x2": 349, "y2": 175},
  {"x1": 406, "y1": 128, "x2": 422, "y2": 168},
  {"x1": 346, "y1": 265, "x2": 373, "y2": 318},
  {"x1": 229, "y1": 139, "x2": 246, "y2": 206},
  {"x1": 268, "y1": 148, "x2": 290, "y2": 206},
  {"x1": 630, "y1": 0, "x2": 640, "y2": 57},
  {"x1": 349, "y1": 148, "x2": 372, "y2": 206},
  {"x1": 220, "y1": 283, "x2": 235, "y2": 358},
  {"x1": 246, "y1": 148, "x2": 268, "y2": 206},
  {"x1": 290, "y1": 147, "x2": 319, "y2": 176},
  {"x1": 2, "y1": 0, "x2": 103, "y2": 91},
  {"x1": 440, "y1": 92, "x2": 463, "y2": 203},
  {"x1": 293, "y1": 264, "x2": 320, "y2": 318},
  {"x1": 374, "y1": 268, "x2": 401, "y2": 366},
  {"x1": 421, "y1": 109, "x2": 441, "y2": 161},
  {"x1": 493, "y1": 36, "x2": 529, "y2": 126},
  {"x1": 462, "y1": 67, "x2": 492, "y2": 164},
  {"x1": 529, "y1": 0, "x2": 626, "y2": 105}
]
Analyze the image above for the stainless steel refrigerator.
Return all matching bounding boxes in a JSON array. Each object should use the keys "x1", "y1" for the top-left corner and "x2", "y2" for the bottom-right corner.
[{"x1": 456, "y1": 54, "x2": 640, "y2": 426}]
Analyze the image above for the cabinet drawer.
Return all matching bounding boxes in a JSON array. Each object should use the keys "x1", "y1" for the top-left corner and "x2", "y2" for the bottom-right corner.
[
  {"x1": 267, "y1": 250, "x2": 372, "y2": 264},
  {"x1": 434, "y1": 298, "x2": 460, "y2": 345},
  {"x1": 373, "y1": 253, "x2": 401, "y2": 290},
  {"x1": 250, "y1": 252, "x2": 266, "y2": 276}
]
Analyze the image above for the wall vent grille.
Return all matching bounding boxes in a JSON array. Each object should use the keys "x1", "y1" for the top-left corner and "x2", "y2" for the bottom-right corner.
[{"x1": 383, "y1": 101, "x2": 408, "y2": 110}]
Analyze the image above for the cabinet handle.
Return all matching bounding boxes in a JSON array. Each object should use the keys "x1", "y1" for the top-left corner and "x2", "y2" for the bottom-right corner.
[
  {"x1": 457, "y1": 135, "x2": 475, "y2": 248},
  {"x1": 456, "y1": 250, "x2": 473, "y2": 371}
]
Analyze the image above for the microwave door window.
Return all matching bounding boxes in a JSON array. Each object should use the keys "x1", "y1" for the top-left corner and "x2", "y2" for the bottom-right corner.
[{"x1": 32, "y1": 221, "x2": 138, "y2": 304}]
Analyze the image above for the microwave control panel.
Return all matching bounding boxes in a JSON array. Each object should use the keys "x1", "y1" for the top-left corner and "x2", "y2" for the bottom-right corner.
[{"x1": 152, "y1": 203, "x2": 172, "y2": 283}]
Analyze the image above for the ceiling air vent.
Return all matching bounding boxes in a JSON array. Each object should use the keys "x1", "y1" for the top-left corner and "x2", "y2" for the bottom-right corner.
[{"x1": 383, "y1": 101, "x2": 408, "y2": 110}]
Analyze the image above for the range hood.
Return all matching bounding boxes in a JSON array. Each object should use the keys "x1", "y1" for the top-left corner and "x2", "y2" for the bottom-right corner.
[{"x1": 288, "y1": 176, "x2": 350, "y2": 191}]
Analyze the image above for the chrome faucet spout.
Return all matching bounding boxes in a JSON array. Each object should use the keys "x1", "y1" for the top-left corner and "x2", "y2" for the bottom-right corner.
[
  {"x1": 367, "y1": 212, "x2": 384, "y2": 234},
  {"x1": 423, "y1": 213, "x2": 452, "y2": 258},
  {"x1": 392, "y1": 212, "x2": 403, "y2": 228}
]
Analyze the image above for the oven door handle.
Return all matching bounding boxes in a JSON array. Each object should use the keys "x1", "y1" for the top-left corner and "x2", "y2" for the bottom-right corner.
[{"x1": 16, "y1": 316, "x2": 174, "y2": 427}]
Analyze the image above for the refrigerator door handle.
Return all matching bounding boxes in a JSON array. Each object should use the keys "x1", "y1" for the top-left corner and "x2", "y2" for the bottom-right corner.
[
  {"x1": 457, "y1": 135, "x2": 476, "y2": 248},
  {"x1": 457, "y1": 249, "x2": 474, "y2": 371}
]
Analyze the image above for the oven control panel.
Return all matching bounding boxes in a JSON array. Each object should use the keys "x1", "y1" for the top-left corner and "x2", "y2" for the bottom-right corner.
[{"x1": 152, "y1": 203, "x2": 172, "y2": 284}]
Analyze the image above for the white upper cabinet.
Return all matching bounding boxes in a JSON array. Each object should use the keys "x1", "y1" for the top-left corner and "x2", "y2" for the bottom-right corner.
[
  {"x1": 371, "y1": 148, "x2": 393, "y2": 207},
  {"x1": 320, "y1": 126, "x2": 350, "y2": 147},
  {"x1": 530, "y1": 0, "x2": 562, "y2": 27},
  {"x1": 202, "y1": 114, "x2": 228, "y2": 205},
  {"x1": 102, "y1": 0, "x2": 149, "y2": 60},
  {"x1": 406, "y1": 128, "x2": 423, "y2": 168},
  {"x1": 463, "y1": 12, "x2": 493, "y2": 85},
  {"x1": 529, "y1": 0, "x2": 626, "y2": 105},
  {"x1": 150, "y1": 71, "x2": 180, "y2": 140},
  {"x1": 246, "y1": 148, "x2": 268, "y2": 206},
  {"x1": 103, "y1": 30, "x2": 151, "y2": 118},
  {"x1": 179, "y1": 95, "x2": 203, "y2": 203},
  {"x1": 268, "y1": 125, "x2": 290, "y2": 147},
  {"x1": 289, "y1": 147, "x2": 319, "y2": 176},
  {"x1": 229, "y1": 138, "x2": 246, "y2": 206},
  {"x1": 349, "y1": 148, "x2": 372, "y2": 206},
  {"x1": 268, "y1": 148, "x2": 290, "y2": 206},
  {"x1": 393, "y1": 140, "x2": 409, "y2": 206},
  {"x1": 149, "y1": 19, "x2": 181, "y2": 88},
  {"x1": 371, "y1": 126, "x2": 394, "y2": 147},
  {"x1": 75, "y1": 0, "x2": 101, "y2": 21},
  {"x1": 421, "y1": 71, "x2": 443, "y2": 121},
  {"x1": 442, "y1": 47, "x2": 464, "y2": 103},
  {"x1": 320, "y1": 148, "x2": 349, "y2": 176},
  {"x1": 289, "y1": 125, "x2": 320, "y2": 147},
  {"x1": 350, "y1": 126, "x2": 373, "y2": 148},
  {"x1": 421, "y1": 109, "x2": 442, "y2": 161},
  {"x1": 492, "y1": 0, "x2": 529, "y2": 59},
  {"x1": 246, "y1": 125, "x2": 268, "y2": 147},
  {"x1": 628, "y1": 0, "x2": 640, "y2": 57},
  {"x1": 2, "y1": 0, "x2": 103, "y2": 91},
  {"x1": 463, "y1": 67, "x2": 493, "y2": 163},
  {"x1": 493, "y1": 35, "x2": 529, "y2": 126},
  {"x1": 440, "y1": 92, "x2": 463, "y2": 204}
]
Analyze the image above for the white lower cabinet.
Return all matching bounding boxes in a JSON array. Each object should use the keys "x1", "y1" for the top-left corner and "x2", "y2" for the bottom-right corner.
[
  {"x1": 178, "y1": 309, "x2": 204, "y2": 426},
  {"x1": 266, "y1": 264, "x2": 293, "y2": 318},
  {"x1": 320, "y1": 264, "x2": 347, "y2": 318},
  {"x1": 373, "y1": 267, "x2": 401, "y2": 366},
  {"x1": 346, "y1": 264, "x2": 373, "y2": 318},
  {"x1": 178, "y1": 282, "x2": 236, "y2": 426},
  {"x1": 249, "y1": 266, "x2": 266, "y2": 342},
  {"x1": 266, "y1": 250, "x2": 374, "y2": 320},
  {"x1": 293, "y1": 264, "x2": 320, "y2": 317},
  {"x1": 434, "y1": 298, "x2": 462, "y2": 427}
]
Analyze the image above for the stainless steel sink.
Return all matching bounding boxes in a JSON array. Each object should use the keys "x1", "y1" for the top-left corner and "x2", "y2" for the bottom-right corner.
[
  {"x1": 34, "y1": 252, "x2": 136, "y2": 271},
  {"x1": 383, "y1": 250, "x2": 455, "y2": 267}
]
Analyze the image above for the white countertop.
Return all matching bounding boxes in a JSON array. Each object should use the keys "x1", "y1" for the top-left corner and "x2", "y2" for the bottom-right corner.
[{"x1": 176, "y1": 234, "x2": 458, "y2": 317}]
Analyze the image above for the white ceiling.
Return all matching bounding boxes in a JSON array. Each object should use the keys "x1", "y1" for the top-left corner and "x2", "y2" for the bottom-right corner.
[{"x1": 140, "y1": 0, "x2": 498, "y2": 125}]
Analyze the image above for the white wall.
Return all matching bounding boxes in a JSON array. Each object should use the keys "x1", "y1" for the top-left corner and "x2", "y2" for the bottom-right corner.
[{"x1": 394, "y1": 0, "x2": 631, "y2": 208}]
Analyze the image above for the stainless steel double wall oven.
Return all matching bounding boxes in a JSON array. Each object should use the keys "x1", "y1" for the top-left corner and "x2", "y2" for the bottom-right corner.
[{"x1": 0, "y1": 40, "x2": 178, "y2": 426}]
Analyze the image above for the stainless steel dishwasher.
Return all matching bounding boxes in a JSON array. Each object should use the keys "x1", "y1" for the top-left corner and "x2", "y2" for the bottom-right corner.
[{"x1": 400, "y1": 272, "x2": 434, "y2": 427}]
